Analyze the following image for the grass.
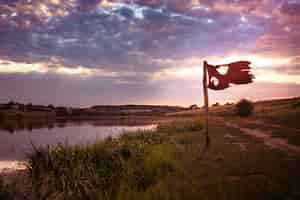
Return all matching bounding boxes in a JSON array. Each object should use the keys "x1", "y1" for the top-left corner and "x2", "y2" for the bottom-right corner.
[
  {"x1": 208, "y1": 97, "x2": 300, "y2": 128},
  {"x1": 0, "y1": 179, "x2": 14, "y2": 200},
  {"x1": 3, "y1": 97, "x2": 300, "y2": 199},
  {"x1": 157, "y1": 119, "x2": 203, "y2": 133},
  {"x1": 25, "y1": 120, "x2": 203, "y2": 200},
  {"x1": 252, "y1": 97, "x2": 300, "y2": 129},
  {"x1": 211, "y1": 97, "x2": 300, "y2": 148},
  {"x1": 23, "y1": 116, "x2": 300, "y2": 200}
]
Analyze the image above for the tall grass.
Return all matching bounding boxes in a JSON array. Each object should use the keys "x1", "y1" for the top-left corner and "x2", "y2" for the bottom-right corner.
[
  {"x1": 26, "y1": 120, "x2": 203, "y2": 199},
  {"x1": 0, "y1": 179, "x2": 13, "y2": 200},
  {"x1": 157, "y1": 119, "x2": 203, "y2": 133}
]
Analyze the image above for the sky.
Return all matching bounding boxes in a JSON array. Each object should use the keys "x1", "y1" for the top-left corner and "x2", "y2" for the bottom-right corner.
[{"x1": 0, "y1": 0, "x2": 299, "y2": 107}]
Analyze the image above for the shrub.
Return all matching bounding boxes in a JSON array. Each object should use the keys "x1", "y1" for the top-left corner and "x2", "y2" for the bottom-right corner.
[{"x1": 235, "y1": 99, "x2": 254, "y2": 117}]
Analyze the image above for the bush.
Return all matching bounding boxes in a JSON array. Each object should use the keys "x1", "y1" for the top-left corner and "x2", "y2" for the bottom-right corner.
[{"x1": 235, "y1": 99, "x2": 254, "y2": 117}]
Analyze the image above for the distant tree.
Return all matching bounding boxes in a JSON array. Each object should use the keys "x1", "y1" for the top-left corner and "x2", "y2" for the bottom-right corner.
[
  {"x1": 235, "y1": 99, "x2": 254, "y2": 117},
  {"x1": 26, "y1": 103, "x2": 33, "y2": 107},
  {"x1": 189, "y1": 104, "x2": 199, "y2": 110},
  {"x1": 47, "y1": 104, "x2": 55, "y2": 109},
  {"x1": 8, "y1": 101, "x2": 15, "y2": 105},
  {"x1": 212, "y1": 102, "x2": 220, "y2": 107}
]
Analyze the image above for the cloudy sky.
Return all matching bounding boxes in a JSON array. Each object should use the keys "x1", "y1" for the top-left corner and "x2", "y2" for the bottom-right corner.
[{"x1": 0, "y1": 0, "x2": 299, "y2": 107}]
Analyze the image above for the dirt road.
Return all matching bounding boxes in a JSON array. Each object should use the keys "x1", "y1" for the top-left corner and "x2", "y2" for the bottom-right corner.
[{"x1": 223, "y1": 119, "x2": 300, "y2": 155}]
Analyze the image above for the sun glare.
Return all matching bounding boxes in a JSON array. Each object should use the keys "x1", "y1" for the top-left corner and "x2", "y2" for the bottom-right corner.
[
  {"x1": 208, "y1": 54, "x2": 292, "y2": 67},
  {"x1": 0, "y1": 60, "x2": 49, "y2": 73}
]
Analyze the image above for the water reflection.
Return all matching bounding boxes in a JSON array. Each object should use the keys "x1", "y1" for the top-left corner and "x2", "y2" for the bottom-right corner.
[
  {"x1": 0, "y1": 119, "x2": 156, "y2": 161},
  {"x1": 0, "y1": 118, "x2": 155, "y2": 134}
]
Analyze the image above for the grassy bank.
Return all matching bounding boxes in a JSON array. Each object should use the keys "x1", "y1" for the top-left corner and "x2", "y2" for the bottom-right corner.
[
  {"x1": 22, "y1": 116, "x2": 300, "y2": 200},
  {"x1": 26, "y1": 120, "x2": 203, "y2": 200},
  {"x1": 209, "y1": 97, "x2": 300, "y2": 129}
]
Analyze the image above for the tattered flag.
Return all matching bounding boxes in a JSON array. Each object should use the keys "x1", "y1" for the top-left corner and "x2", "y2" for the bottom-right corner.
[{"x1": 207, "y1": 61, "x2": 254, "y2": 90}]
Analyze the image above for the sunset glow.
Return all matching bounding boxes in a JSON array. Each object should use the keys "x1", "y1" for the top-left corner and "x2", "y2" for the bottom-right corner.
[
  {"x1": 208, "y1": 55, "x2": 292, "y2": 67},
  {"x1": 0, "y1": 60, "x2": 49, "y2": 74}
]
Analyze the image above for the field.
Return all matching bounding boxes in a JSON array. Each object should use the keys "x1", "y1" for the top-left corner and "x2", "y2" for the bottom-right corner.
[{"x1": 1, "y1": 97, "x2": 300, "y2": 200}]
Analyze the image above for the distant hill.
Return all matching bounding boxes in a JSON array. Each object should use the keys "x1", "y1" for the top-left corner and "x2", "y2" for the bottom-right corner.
[
  {"x1": 167, "y1": 96, "x2": 300, "y2": 117},
  {"x1": 0, "y1": 103, "x2": 187, "y2": 120},
  {"x1": 90, "y1": 105, "x2": 186, "y2": 114}
]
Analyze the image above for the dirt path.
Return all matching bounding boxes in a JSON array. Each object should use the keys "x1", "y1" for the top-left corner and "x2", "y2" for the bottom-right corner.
[
  {"x1": 241, "y1": 118, "x2": 300, "y2": 133},
  {"x1": 224, "y1": 121, "x2": 300, "y2": 155}
]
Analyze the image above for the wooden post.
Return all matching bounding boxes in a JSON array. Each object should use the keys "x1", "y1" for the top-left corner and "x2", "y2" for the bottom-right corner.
[{"x1": 203, "y1": 61, "x2": 210, "y2": 146}]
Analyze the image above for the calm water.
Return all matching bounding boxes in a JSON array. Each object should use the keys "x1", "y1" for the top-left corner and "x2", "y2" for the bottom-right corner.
[{"x1": 0, "y1": 120, "x2": 156, "y2": 171}]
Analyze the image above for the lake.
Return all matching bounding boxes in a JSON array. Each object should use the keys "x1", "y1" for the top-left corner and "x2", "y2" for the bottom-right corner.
[{"x1": 0, "y1": 120, "x2": 156, "y2": 171}]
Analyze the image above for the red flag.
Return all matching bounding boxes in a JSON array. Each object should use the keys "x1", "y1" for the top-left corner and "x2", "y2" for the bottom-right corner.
[{"x1": 207, "y1": 61, "x2": 254, "y2": 90}]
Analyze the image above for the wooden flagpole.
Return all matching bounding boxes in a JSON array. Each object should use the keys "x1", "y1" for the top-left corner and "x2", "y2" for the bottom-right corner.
[{"x1": 203, "y1": 61, "x2": 210, "y2": 146}]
